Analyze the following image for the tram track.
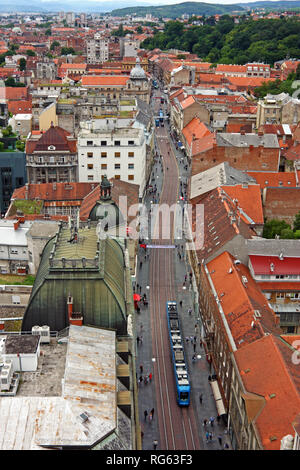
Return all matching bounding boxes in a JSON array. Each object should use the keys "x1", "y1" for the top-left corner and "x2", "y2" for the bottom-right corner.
[{"x1": 146, "y1": 104, "x2": 200, "y2": 450}]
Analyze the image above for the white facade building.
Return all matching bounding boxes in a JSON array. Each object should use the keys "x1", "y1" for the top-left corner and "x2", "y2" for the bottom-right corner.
[
  {"x1": 86, "y1": 33, "x2": 109, "y2": 64},
  {"x1": 78, "y1": 121, "x2": 146, "y2": 198},
  {"x1": 0, "y1": 219, "x2": 32, "y2": 275}
]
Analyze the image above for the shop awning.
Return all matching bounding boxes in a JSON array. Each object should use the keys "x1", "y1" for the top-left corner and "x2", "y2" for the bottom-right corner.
[{"x1": 210, "y1": 380, "x2": 226, "y2": 416}]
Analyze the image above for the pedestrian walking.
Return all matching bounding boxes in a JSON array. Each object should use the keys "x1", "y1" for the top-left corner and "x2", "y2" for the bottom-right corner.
[
  {"x1": 139, "y1": 376, "x2": 143, "y2": 386},
  {"x1": 224, "y1": 443, "x2": 229, "y2": 450},
  {"x1": 140, "y1": 335, "x2": 143, "y2": 345},
  {"x1": 192, "y1": 353, "x2": 196, "y2": 362},
  {"x1": 144, "y1": 410, "x2": 148, "y2": 421},
  {"x1": 199, "y1": 393, "x2": 203, "y2": 404},
  {"x1": 190, "y1": 335, "x2": 194, "y2": 342},
  {"x1": 209, "y1": 432, "x2": 213, "y2": 441},
  {"x1": 179, "y1": 300, "x2": 183, "y2": 307},
  {"x1": 149, "y1": 372, "x2": 152, "y2": 382},
  {"x1": 216, "y1": 415, "x2": 221, "y2": 424},
  {"x1": 185, "y1": 336, "x2": 189, "y2": 343},
  {"x1": 149, "y1": 408, "x2": 154, "y2": 421},
  {"x1": 205, "y1": 431, "x2": 210, "y2": 443},
  {"x1": 140, "y1": 364, "x2": 143, "y2": 373},
  {"x1": 137, "y1": 336, "x2": 140, "y2": 345},
  {"x1": 153, "y1": 439, "x2": 158, "y2": 450},
  {"x1": 210, "y1": 417, "x2": 215, "y2": 427},
  {"x1": 188, "y1": 308, "x2": 192, "y2": 315},
  {"x1": 218, "y1": 435, "x2": 222, "y2": 446},
  {"x1": 203, "y1": 418, "x2": 208, "y2": 427},
  {"x1": 193, "y1": 342, "x2": 196, "y2": 352},
  {"x1": 144, "y1": 375, "x2": 148, "y2": 385}
]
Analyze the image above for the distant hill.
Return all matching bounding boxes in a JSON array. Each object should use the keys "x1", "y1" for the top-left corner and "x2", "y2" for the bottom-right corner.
[
  {"x1": 239, "y1": 1, "x2": 300, "y2": 10},
  {"x1": 110, "y1": 2, "x2": 245, "y2": 18}
]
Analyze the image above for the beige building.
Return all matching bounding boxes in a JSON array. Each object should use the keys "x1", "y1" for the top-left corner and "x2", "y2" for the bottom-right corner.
[
  {"x1": 10, "y1": 114, "x2": 32, "y2": 138},
  {"x1": 39, "y1": 102, "x2": 58, "y2": 132},
  {"x1": 256, "y1": 93, "x2": 300, "y2": 128}
]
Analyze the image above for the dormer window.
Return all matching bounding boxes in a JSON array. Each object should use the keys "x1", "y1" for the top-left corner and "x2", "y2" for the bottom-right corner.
[{"x1": 48, "y1": 145, "x2": 56, "y2": 151}]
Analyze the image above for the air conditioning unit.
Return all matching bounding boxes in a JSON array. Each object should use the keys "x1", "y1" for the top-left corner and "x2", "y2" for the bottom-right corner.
[
  {"x1": 32, "y1": 325, "x2": 41, "y2": 336},
  {"x1": 0, "y1": 360, "x2": 13, "y2": 391},
  {"x1": 40, "y1": 326, "x2": 50, "y2": 344},
  {"x1": 31, "y1": 325, "x2": 50, "y2": 343}
]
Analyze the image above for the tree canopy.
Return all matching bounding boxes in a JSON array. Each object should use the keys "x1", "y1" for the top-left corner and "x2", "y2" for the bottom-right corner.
[{"x1": 141, "y1": 17, "x2": 300, "y2": 65}]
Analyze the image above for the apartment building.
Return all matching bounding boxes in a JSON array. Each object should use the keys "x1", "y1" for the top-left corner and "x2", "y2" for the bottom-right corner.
[
  {"x1": 86, "y1": 33, "x2": 109, "y2": 64},
  {"x1": 78, "y1": 121, "x2": 146, "y2": 198},
  {"x1": 26, "y1": 124, "x2": 77, "y2": 184},
  {"x1": 247, "y1": 239, "x2": 300, "y2": 334}
]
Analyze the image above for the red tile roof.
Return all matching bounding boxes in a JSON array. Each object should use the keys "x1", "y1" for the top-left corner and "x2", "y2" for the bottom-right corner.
[
  {"x1": 216, "y1": 64, "x2": 247, "y2": 73},
  {"x1": 81, "y1": 75, "x2": 129, "y2": 87},
  {"x1": 79, "y1": 178, "x2": 139, "y2": 223},
  {"x1": 247, "y1": 171, "x2": 297, "y2": 189},
  {"x1": 258, "y1": 281, "x2": 300, "y2": 291},
  {"x1": 182, "y1": 117, "x2": 211, "y2": 147},
  {"x1": 26, "y1": 126, "x2": 77, "y2": 154},
  {"x1": 0, "y1": 87, "x2": 28, "y2": 101},
  {"x1": 221, "y1": 184, "x2": 264, "y2": 225},
  {"x1": 12, "y1": 182, "x2": 98, "y2": 202},
  {"x1": 207, "y1": 251, "x2": 280, "y2": 347},
  {"x1": 283, "y1": 143, "x2": 300, "y2": 161},
  {"x1": 234, "y1": 334, "x2": 300, "y2": 450},
  {"x1": 191, "y1": 187, "x2": 254, "y2": 262},
  {"x1": 249, "y1": 255, "x2": 300, "y2": 276},
  {"x1": 8, "y1": 99, "x2": 32, "y2": 115}
]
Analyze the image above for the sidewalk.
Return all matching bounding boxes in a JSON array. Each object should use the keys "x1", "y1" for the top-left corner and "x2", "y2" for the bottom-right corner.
[{"x1": 135, "y1": 95, "x2": 232, "y2": 451}]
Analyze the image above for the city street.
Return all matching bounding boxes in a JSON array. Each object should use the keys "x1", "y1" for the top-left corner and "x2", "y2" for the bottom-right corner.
[{"x1": 135, "y1": 85, "x2": 231, "y2": 451}]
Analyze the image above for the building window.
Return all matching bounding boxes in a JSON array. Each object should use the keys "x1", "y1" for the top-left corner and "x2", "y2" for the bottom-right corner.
[
  {"x1": 115, "y1": 164, "x2": 121, "y2": 169},
  {"x1": 128, "y1": 163, "x2": 134, "y2": 169},
  {"x1": 87, "y1": 141, "x2": 93, "y2": 146},
  {"x1": 128, "y1": 152, "x2": 134, "y2": 157},
  {"x1": 128, "y1": 175, "x2": 134, "y2": 180},
  {"x1": 115, "y1": 152, "x2": 121, "y2": 158},
  {"x1": 114, "y1": 140, "x2": 121, "y2": 146},
  {"x1": 101, "y1": 141, "x2": 107, "y2": 146},
  {"x1": 87, "y1": 152, "x2": 93, "y2": 158},
  {"x1": 115, "y1": 175, "x2": 120, "y2": 179},
  {"x1": 87, "y1": 164, "x2": 93, "y2": 169},
  {"x1": 128, "y1": 140, "x2": 134, "y2": 145},
  {"x1": 101, "y1": 152, "x2": 107, "y2": 158},
  {"x1": 88, "y1": 175, "x2": 94, "y2": 181},
  {"x1": 101, "y1": 164, "x2": 107, "y2": 170}
]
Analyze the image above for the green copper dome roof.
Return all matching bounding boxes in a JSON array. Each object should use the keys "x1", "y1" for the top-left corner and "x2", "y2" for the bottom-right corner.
[{"x1": 22, "y1": 225, "x2": 129, "y2": 335}]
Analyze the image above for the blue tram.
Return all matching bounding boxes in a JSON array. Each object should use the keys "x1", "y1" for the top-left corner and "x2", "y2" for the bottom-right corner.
[{"x1": 166, "y1": 301, "x2": 191, "y2": 406}]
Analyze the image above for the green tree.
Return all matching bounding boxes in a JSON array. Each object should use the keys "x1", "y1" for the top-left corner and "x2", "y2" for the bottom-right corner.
[
  {"x1": 61, "y1": 47, "x2": 75, "y2": 55},
  {"x1": 4, "y1": 76, "x2": 16, "y2": 87},
  {"x1": 293, "y1": 211, "x2": 300, "y2": 231},
  {"x1": 26, "y1": 50, "x2": 36, "y2": 57},
  {"x1": 45, "y1": 28, "x2": 52, "y2": 36},
  {"x1": 280, "y1": 228, "x2": 295, "y2": 239},
  {"x1": 50, "y1": 41, "x2": 60, "y2": 51},
  {"x1": 263, "y1": 219, "x2": 291, "y2": 239},
  {"x1": 19, "y1": 58, "x2": 26, "y2": 71}
]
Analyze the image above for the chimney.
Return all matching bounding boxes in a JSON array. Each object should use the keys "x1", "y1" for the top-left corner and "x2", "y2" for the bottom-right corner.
[
  {"x1": 25, "y1": 183, "x2": 29, "y2": 200},
  {"x1": 67, "y1": 294, "x2": 73, "y2": 320},
  {"x1": 0, "y1": 321, "x2": 4, "y2": 331},
  {"x1": 14, "y1": 220, "x2": 20, "y2": 231},
  {"x1": 67, "y1": 294, "x2": 83, "y2": 326},
  {"x1": 241, "y1": 129, "x2": 245, "y2": 135}
]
